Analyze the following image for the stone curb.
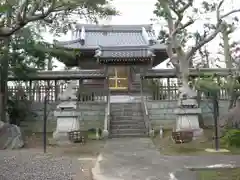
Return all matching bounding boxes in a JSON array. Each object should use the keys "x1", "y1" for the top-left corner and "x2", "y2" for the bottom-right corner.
[
  {"x1": 169, "y1": 164, "x2": 239, "y2": 180},
  {"x1": 91, "y1": 154, "x2": 107, "y2": 180}
]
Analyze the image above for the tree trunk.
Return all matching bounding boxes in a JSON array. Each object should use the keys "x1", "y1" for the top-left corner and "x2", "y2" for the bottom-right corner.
[
  {"x1": 222, "y1": 25, "x2": 235, "y2": 110},
  {"x1": 179, "y1": 57, "x2": 190, "y2": 88},
  {"x1": 222, "y1": 27, "x2": 232, "y2": 69},
  {"x1": 0, "y1": 37, "x2": 9, "y2": 122}
]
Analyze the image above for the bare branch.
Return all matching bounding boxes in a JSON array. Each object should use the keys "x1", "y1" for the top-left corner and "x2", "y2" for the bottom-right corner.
[
  {"x1": 186, "y1": 23, "x2": 223, "y2": 61},
  {"x1": 160, "y1": 0, "x2": 175, "y2": 59},
  {"x1": 186, "y1": 0, "x2": 240, "y2": 62},
  {"x1": 217, "y1": 0, "x2": 224, "y2": 21},
  {"x1": 172, "y1": 19, "x2": 194, "y2": 36},
  {"x1": 221, "y1": 9, "x2": 240, "y2": 19},
  {"x1": 173, "y1": 0, "x2": 193, "y2": 28},
  {"x1": 0, "y1": 0, "x2": 58, "y2": 37}
]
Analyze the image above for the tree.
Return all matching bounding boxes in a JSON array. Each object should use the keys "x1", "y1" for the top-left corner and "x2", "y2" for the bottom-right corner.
[
  {"x1": 0, "y1": 0, "x2": 117, "y2": 38},
  {"x1": 0, "y1": 0, "x2": 118, "y2": 122},
  {"x1": 153, "y1": 0, "x2": 240, "y2": 95}
]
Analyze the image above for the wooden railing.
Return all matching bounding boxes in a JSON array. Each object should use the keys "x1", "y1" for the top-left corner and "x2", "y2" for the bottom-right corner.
[
  {"x1": 78, "y1": 89, "x2": 106, "y2": 102},
  {"x1": 145, "y1": 79, "x2": 229, "y2": 101},
  {"x1": 8, "y1": 84, "x2": 107, "y2": 102},
  {"x1": 140, "y1": 77, "x2": 152, "y2": 136}
]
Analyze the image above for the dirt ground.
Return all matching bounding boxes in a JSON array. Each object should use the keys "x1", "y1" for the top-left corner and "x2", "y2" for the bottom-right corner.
[
  {"x1": 152, "y1": 129, "x2": 240, "y2": 155},
  {"x1": 21, "y1": 132, "x2": 106, "y2": 180}
]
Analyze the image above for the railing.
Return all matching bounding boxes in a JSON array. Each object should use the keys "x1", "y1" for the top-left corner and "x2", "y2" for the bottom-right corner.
[
  {"x1": 8, "y1": 84, "x2": 107, "y2": 102},
  {"x1": 140, "y1": 77, "x2": 152, "y2": 136},
  {"x1": 78, "y1": 89, "x2": 106, "y2": 102},
  {"x1": 146, "y1": 79, "x2": 229, "y2": 101}
]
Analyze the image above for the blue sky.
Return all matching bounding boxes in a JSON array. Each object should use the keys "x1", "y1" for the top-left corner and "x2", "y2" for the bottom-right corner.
[{"x1": 44, "y1": 0, "x2": 240, "y2": 70}]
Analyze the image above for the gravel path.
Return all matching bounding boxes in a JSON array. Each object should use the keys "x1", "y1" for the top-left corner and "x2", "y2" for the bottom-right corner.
[{"x1": 0, "y1": 149, "x2": 94, "y2": 180}]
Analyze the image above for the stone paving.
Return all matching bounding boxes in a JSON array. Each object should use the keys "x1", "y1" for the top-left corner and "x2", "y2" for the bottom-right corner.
[
  {"x1": 92, "y1": 138, "x2": 240, "y2": 180},
  {"x1": 0, "y1": 149, "x2": 94, "y2": 180}
]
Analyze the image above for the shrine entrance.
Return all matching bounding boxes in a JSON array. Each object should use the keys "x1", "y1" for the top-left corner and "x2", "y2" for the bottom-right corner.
[{"x1": 109, "y1": 67, "x2": 128, "y2": 90}]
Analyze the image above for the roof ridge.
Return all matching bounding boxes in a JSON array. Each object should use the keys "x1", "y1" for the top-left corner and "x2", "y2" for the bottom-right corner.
[
  {"x1": 99, "y1": 45, "x2": 150, "y2": 50},
  {"x1": 75, "y1": 24, "x2": 153, "y2": 32}
]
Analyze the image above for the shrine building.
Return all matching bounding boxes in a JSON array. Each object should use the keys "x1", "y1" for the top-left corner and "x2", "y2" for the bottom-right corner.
[{"x1": 55, "y1": 24, "x2": 168, "y2": 93}]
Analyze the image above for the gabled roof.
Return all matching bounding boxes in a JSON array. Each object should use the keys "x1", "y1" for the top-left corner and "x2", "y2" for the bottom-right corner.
[
  {"x1": 55, "y1": 24, "x2": 166, "y2": 51},
  {"x1": 95, "y1": 45, "x2": 155, "y2": 58}
]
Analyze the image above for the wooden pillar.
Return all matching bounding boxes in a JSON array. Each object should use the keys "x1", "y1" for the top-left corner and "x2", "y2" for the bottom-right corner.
[
  {"x1": 78, "y1": 79, "x2": 83, "y2": 101},
  {"x1": 167, "y1": 78, "x2": 170, "y2": 100},
  {"x1": 54, "y1": 80, "x2": 58, "y2": 101},
  {"x1": 104, "y1": 65, "x2": 109, "y2": 102},
  {"x1": 29, "y1": 80, "x2": 32, "y2": 101},
  {"x1": 128, "y1": 66, "x2": 131, "y2": 91}
]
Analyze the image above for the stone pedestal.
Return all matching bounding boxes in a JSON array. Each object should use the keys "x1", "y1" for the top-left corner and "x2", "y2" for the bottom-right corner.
[
  {"x1": 53, "y1": 101, "x2": 81, "y2": 144},
  {"x1": 174, "y1": 108, "x2": 203, "y2": 138},
  {"x1": 175, "y1": 88, "x2": 203, "y2": 139}
]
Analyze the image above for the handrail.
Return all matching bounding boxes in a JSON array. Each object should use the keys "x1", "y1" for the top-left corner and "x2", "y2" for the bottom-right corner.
[{"x1": 140, "y1": 77, "x2": 152, "y2": 136}]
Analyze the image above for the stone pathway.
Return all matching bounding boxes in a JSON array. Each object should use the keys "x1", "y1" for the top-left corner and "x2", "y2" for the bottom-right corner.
[{"x1": 92, "y1": 138, "x2": 240, "y2": 180}]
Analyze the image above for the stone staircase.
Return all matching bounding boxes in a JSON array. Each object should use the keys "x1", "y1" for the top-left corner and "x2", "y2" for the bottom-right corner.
[{"x1": 110, "y1": 102, "x2": 147, "y2": 138}]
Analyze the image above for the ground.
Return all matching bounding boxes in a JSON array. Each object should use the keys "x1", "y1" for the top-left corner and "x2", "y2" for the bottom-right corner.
[
  {"x1": 0, "y1": 131, "x2": 105, "y2": 180},
  {"x1": 196, "y1": 168, "x2": 240, "y2": 180},
  {"x1": 2, "y1": 130, "x2": 240, "y2": 180},
  {"x1": 152, "y1": 129, "x2": 240, "y2": 155},
  {"x1": 92, "y1": 137, "x2": 240, "y2": 180}
]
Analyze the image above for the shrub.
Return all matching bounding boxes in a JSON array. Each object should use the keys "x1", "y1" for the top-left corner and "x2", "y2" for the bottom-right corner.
[{"x1": 222, "y1": 129, "x2": 240, "y2": 148}]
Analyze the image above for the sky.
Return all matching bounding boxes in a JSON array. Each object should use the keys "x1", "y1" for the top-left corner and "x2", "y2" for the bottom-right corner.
[{"x1": 43, "y1": 0, "x2": 240, "y2": 70}]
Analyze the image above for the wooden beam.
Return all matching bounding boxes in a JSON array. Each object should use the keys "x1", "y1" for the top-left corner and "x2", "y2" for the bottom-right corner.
[
  {"x1": 8, "y1": 70, "x2": 106, "y2": 81},
  {"x1": 7, "y1": 68, "x2": 239, "y2": 81},
  {"x1": 144, "y1": 68, "x2": 238, "y2": 78}
]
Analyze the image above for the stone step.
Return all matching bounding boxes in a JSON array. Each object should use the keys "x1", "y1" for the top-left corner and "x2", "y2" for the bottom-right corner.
[
  {"x1": 110, "y1": 120, "x2": 145, "y2": 125},
  {"x1": 110, "y1": 124, "x2": 145, "y2": 129},
  {"x1": 111, "y1": 116, "x2": 144, "y2": 120},
  {"x1": 111, "y1": 102, "x2": 141, "y2": 106},
  {"x1": 111, "y1": 116, "x2": 144, "y2": 122},
  {"x1": 110, "y1": 129, "x2": 146, "y2": 134},
  {"x1": 110, "y1": 133, "x2": 147, "y2": 138},
  {"x1": 111, "y1": 112, "x2": 143, "y2": 116},
  {"x1": 111, "y1": 110, "x2": 142, "y2": 114},
  {"x1": 111, "y1": 107, "x2": 142, "y2": 111},
  {"x1": 111, "y1": 107, "x2": 142, "y2": 110}
]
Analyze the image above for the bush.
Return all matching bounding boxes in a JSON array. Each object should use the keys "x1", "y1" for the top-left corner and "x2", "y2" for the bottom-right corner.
[{"x1": 222, "y1": 129, "x2": 240, "y2": 148}]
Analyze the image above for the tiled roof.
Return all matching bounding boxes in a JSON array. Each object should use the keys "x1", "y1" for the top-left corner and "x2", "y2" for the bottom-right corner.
[
  {"x1": 75, "y1": 24, "x2": 153, "y2": 31},
  {"x1": 55, "y1": 24, "x2": 165, "y2": 50},
  {"x1": 95, "y1": 45, "x2": 154, "y2": 58}
]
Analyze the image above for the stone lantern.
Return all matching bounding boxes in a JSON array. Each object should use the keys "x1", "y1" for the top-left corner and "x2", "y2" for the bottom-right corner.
[
  {"x1": 174, "y1": 86, "x2": 203, "y2": 138},
  {"x1": 53, "y1": 80, "x2": 81, "y2": 144}
]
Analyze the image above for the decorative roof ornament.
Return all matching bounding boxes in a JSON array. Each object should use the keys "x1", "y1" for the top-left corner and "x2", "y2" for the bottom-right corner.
[
  {"x1": 142, "y1": 27, "x2": 150, "y2": 42},
  {"x1": 80, "y1": 26, "x2": 86, "y2": 40},
  {"x1": 142, "y1": 27, "x2": 156, "y2": 45},
  {"x1": 80, "y1": 26, "x2": 86, "y2": 45}
]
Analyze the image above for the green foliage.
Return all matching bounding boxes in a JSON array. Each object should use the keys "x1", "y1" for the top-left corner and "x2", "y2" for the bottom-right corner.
[
  {"x1": 195, "y1": 75, "x2": 221, "y2": 97},
  {"x1": 0, "y1": 0, "x2": 118, "y2": 37},
  {"x1": 5, "y1": 27, "x2": 48, "y2": 78},
  {"x1": 34, "y1": 43, "x2": 79, "y2": 66},
  {"x1": 7, "y1": 88, "x2": 34, "y2": 126},
  {"x1": 222, "y1": 129, "x2": 240, "y2": 148}
]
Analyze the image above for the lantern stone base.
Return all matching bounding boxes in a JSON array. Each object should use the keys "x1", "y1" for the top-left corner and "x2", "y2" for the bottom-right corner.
[
  {"x1": 53, "y1": 110, "x2": 81, "y2": 145},
  {"x1": 174, "y1": 108, "x2": 203, "y2": 139}
]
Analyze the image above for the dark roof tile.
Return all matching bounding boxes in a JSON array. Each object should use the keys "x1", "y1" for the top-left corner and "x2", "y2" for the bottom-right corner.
[
  {"x1": 55, "y1": 24, "x2": 165, "y2": 50},
  {"x1": 96, "y1": 45, "x2": 154, "y2": 58}
]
